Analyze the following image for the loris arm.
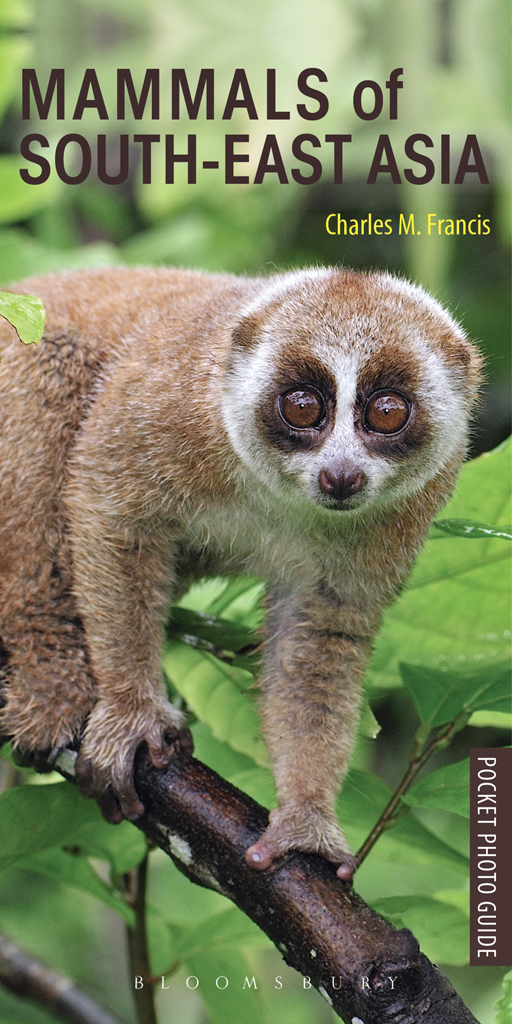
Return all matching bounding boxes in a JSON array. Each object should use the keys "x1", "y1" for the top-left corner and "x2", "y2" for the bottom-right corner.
[
  {"x1": 245, "y1": 585, "x2": 375, "y2": 880},
  {"x1": 65, "y1": 436, "x2": 192, "y2": 821}
]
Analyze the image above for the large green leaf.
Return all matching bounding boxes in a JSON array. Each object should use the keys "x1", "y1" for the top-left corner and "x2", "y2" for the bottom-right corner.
[
  {"x1": 191, "y1": 721, "x2": 260, "y2": 777},
  {"x1": 368, "y1": 439, "x2": 511, "y2": 688},
  {"x1": 0, "y1": 291, "x2": 45, "y2": 344},
  {"x1": 0, "y1": 781, "x2": 146, "y2": 872},
  {"x1": 163, "y1": 640, "x2": 268, "y2": 766},
  {"x1": 400, "y1": 661, "x2": 511, "y2": 727},
  {"x1": 165, "y1": 908, "x2": 269, "y2": 964},
  {"x1": 16, "y1": 848, "x2": 135, "y2": 925},
  {"x1": 370, "y1": 895, "x2": 469, "y2": 966},
  {"x1": 337, "y1": 769, "x2": 469, "y2": 873},
  {"x1": 403, "y1": 759, "x2": 470, "y2": 817}
]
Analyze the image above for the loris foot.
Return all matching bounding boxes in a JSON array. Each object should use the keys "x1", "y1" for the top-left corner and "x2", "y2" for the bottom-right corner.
[
  {"x1": 245, "y1": 803, "x2": 358, "y2": 881},
  {"x1": 75, "y1": 696, "x2": 193, "y2": 823}
]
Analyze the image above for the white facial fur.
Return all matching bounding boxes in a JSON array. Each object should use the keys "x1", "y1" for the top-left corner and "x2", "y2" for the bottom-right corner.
[{"x1": 221, "y1": 269, "x2": 474, "y2": 514}]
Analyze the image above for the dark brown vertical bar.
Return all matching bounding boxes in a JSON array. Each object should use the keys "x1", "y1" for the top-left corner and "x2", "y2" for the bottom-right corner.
[{"x1": 470, "y1": 747, "x2": 512, "y2": 966}]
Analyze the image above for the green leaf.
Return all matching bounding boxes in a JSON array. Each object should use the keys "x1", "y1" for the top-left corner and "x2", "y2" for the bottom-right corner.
[
  {"x1": 403, "y1": 759, "x2": 470, "y2": 817},
  {"x1": 185, "y1": 948, "x2": 267, "y2": 1024},
  {"x1": 359, "y1": 697, "x2": 381, "y2": 739},
  {"x1": 168, "y1": 606, "x2": 255, "y2": 654},
  {"x1": 228, "y1": 767, "x2": 277, "y2": 809},
  {"x1": 169, "y1": 908, "x2": 269, "y2": 963},
  {"x1": 0, "y1": 781, "x2": 146, "y2": 873},
  {"x1": 371, "y1": 895, "x2": 469, "y2": 966},
  {"x1": 468, "y1": 710, "x2": 512, "y2": 729},
  {"x1": 432, "y1": 518, "x2": 512, "y2": 540},
  {"x1": 162, "y1": 640, "x2": 268, "y2": 766},
  {"x1": 147, "y1": 904, "x2": 178, "y2": 974},
  {"x1": 16, "y1": 848, "x2": 135, "y2": 925},
  {"x1": 338, "y1": 769, "x2": 469, "y2": 873},
  {"x1": 191, "y1": 721, "x2": 260, "y2": 777},
  {"x1": 178, "y1": 575, "x2": 265, "y2": 628},
  {"x1": 494, "y1": 970, "x2": 512, "y2": 1024},
  {"x1": 0, "y1": 291, "x2": 45, "y2": 344},
  {"x1": 150, "y1": 849, "x2": 229, "y2": 925},
  {"x1": 400, "y1": 661, "x2": 511, "y2": 728},
  {"x1": 368, "y1": 439, "x2": 512, "y2": 687}
]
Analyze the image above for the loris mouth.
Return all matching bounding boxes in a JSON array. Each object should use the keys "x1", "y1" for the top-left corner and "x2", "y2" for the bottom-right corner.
[{"x1": 317, "y1": 493, "x2": 365, "y2": 512}]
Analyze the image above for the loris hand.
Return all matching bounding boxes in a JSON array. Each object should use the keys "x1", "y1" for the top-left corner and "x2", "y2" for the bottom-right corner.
[{"x1": 75, "y1": 696, "x2": 193, "y2": 823}]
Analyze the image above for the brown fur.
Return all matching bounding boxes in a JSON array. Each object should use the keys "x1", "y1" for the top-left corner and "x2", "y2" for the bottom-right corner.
[{"x1": 0, "y1": 266, "x2": 482, "y2": 876}]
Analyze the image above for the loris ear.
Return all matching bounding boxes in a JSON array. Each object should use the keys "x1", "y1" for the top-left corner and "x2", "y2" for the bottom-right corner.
[
  {"x1": 438, "y1": 327, "x2": 484, "y2": 379},
  {"x1": 231, "y1": 314, "x2": 263, "y2": 354}
]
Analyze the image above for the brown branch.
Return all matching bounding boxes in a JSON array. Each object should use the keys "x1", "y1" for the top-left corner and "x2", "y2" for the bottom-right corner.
[
  {"x1": 123, "y1": 853, "x2": 158, "y2": 1024},
  {"x1": 0, "y1": 930, "x2": 130, "y2": 1024},
  {"x1": 116, "y1": 745, "x2": 477, "y2": 1024}
]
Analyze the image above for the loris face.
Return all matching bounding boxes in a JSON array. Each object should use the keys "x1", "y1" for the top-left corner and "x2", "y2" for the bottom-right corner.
[{"x1": 222, "y1": 268, "x2": 481, "y2": 513}]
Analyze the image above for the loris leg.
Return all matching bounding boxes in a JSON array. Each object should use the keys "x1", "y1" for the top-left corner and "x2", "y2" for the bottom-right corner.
[
  {"x1": 245, "y1": 597, "x2": 371, "y2": 879},
  {"x1": 0, "y1": 555, "x2": 96, "y2": 757}
]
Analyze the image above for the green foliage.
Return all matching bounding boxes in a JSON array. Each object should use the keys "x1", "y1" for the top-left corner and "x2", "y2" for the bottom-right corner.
[
  {"x1": 367, "y1": 438, "x2": 511, "y2": 689},
  {"x1": 494, "y1": 970, "x2": 512, "y2": 1024},
  {"x1": 0, "y1": 291, "x2": 45, "y2": 344},
  {"x1": 0, "y1": 780, "x2": 147, "y2": 925},
  {"x1": 371, "y1": 895, "x2": 470, "y2": 966},
  {"x1": 400, "y1": 661, "x2": 511, "y2": 729},
  {"x1": 403, "y1": 759, "x2": 470, "y2": 818}
]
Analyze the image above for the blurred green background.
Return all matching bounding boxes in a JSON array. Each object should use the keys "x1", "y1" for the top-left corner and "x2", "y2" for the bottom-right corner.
[
  {"x1": 0, "y1": 2, "x2": 510, "y2": 1023},
  {"x1": 0, "y1": 0, "x2": 510, "y2": 453}
]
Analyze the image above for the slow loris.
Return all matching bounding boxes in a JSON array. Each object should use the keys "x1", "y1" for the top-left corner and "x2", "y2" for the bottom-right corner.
[{"x1": 0, "y1": 266, "x2": 482, "y2": 878}]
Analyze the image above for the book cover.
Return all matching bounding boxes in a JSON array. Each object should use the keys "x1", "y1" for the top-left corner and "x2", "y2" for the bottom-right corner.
[{"x1": 0, "y1": 1, "x2": 510, "y2": 1023}]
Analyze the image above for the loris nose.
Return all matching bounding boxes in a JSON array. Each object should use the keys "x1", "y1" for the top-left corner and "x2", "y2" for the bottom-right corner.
[{"x1": 318, "y1": 467, "x2": 366, "y2": 501}]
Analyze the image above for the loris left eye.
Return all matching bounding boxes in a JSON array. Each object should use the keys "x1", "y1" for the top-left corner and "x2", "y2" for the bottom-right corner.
[
  {"x1": 279, "y1": 387, "x2": 326, "y2": 429},
  {"x1": 364, "y1": 391, "x2": 410, "y2": 434}
]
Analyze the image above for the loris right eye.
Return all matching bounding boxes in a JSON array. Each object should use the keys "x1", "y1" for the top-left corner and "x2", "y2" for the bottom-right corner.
[{"x1": 279, "y1": 387, "x2": 326, "y2": 429}]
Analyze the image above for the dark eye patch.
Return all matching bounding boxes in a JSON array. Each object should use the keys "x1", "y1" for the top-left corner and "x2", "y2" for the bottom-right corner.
[{"x1": 256, "y1": 355, "x2": 335, "y2": 452}]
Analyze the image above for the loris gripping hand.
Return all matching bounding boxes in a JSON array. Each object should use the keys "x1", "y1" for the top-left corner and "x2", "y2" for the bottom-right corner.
[{"x1": 0, "y1": 266, "x2": 481, "y2": 873}]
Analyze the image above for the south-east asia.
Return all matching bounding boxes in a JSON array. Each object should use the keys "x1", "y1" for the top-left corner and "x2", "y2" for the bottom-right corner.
[{"x1": 325, "y1": 213, "x2": 490, "y2": 236}]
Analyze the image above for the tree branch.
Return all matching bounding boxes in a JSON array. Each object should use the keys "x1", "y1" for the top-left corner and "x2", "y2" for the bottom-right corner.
[
  {"x1": 115, "y1": 746, "x2": 477, "y2": 1024},
  {"x1": 0, "y1": 930, "x2": 130, "y2": 1024},
  {"x1": 123, "y1": 853, "x2": 158, "y2": 1024}
]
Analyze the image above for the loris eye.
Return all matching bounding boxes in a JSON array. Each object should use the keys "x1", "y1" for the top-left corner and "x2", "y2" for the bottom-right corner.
[
  {"x1": 364, "y1": 391, "x2": 410, "y2": 434},
  {"x1": 279, "y1": 387, "x2": 325, "y2": 429}
]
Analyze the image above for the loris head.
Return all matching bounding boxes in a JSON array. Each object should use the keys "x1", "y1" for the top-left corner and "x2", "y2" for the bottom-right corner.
[{"x1": 222, "y1": 268, "x2": 483, "y2": 514}]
